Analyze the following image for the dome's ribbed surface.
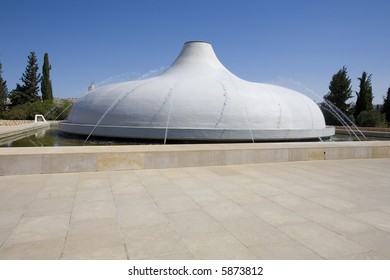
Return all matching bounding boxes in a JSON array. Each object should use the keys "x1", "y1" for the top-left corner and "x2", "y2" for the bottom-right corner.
[{"x1": 60, "y1": 41, "x2": 335, "y2": 141}]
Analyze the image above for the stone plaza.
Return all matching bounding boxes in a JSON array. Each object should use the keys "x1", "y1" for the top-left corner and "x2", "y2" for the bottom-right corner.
[{"x1": 0, "y1": 155, "x2": 389, "y2": 259}]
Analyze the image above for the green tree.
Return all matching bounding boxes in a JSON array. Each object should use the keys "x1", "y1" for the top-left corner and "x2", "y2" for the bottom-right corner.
[
  {"x1": 9, "y1": 84, "x2": 28, "y2": 106},
  {"x1": 322, "y1": 66, "x2": 353, "y2": 125},
  {"x1": 41, "y1": 53, "x2": 53, "y2": 101},
  {"x1": 324, "y1": 66, "x2": 353, "y2": 114},
  {"x1": 0, "y1": 60, "x2": 9, "y2": 116},
  {"x1": 354, "y1": 71, "x2": 374, "y2": 119},
  {"x1": 19, "y1": 51, "x2": 41, "y2": 104},
  {"x1": 382, "y1": 86, "x2": 390, "y2": 123}
]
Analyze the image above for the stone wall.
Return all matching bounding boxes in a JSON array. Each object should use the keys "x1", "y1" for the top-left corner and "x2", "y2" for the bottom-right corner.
[{"x1": 1, "y1": 141, "x2": 390, "y2": 176}]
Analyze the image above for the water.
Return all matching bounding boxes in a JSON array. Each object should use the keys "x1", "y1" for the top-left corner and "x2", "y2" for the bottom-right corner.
[
  {"x1": 321, "y1": 100, "x2": 366, "y2": 140},
  {"x1": 163, "y1": 87, "x2": 175, "y2": 145},
  {"x1": 1, "y1": 127, "x2": 387, "y2": 148},
  {"x1": 273, "y1": 77, "x2": 366, "y2": 141},
  {"x1": 0, "y1": 128, "x2": 155, "y2": 147}
]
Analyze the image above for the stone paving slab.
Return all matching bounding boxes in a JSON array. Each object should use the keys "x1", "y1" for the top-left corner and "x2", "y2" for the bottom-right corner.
[{"x1": 0, "y1": 158, "x2": 389, "y2": 260}]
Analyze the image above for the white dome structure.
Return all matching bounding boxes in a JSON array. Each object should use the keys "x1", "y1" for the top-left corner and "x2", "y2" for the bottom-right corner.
[{"x1": 60, "y1": 41, "x2": 335, "y2": 141}]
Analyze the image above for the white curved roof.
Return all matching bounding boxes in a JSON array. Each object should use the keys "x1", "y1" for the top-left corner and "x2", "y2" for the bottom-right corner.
[{"x1": 60, "y1": 41, "x2": 334, "y2": 141}]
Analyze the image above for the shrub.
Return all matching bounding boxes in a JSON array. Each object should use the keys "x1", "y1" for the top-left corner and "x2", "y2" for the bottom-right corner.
[
  {"x1": 3, "y1": 100, "x2": 73, "y2": 120},
  {"x1": 356, "y1": 110, "x2": 384, "y2": 127},
  {"x1": 44, "y1": 100, "x2": 73, "y2": 120}
]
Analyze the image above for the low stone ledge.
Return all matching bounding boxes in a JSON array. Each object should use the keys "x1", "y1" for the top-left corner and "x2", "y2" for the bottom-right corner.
[
  {"x1": 0, "y1": 120, "x2": 34, "y2": 126},
  {"x1": 1, "y1": 141, "x2": 390, "y2": 176},
  {"x1": 0, "y1": 122, "x2": 52, "y2": 142}
]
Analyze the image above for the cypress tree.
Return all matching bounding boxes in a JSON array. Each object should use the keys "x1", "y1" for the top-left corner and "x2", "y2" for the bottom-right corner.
[
  {"x1": 20, "y1": 51, "x2": 41, "y2": 103},
  {"x1": 382, "y1": 86, "x2": 390, "y2": 123},
  {"x1": 41, "y1": 53, "x2": 53, "y2": 101},
  {"x1": 354, "y1": 71, "x2": 374, "y2": 119},
  {"x1": 0, "y1": 60, "x2": 9, "y2": 115}
]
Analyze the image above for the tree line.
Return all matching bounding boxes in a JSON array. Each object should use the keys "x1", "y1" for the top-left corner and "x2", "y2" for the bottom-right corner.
[
  {"x1": 322, "y1": 66, "x2": 390, "y2": 127},
  {"x1": 0, "y1": 52, "x2": 72, "y2": 120}
]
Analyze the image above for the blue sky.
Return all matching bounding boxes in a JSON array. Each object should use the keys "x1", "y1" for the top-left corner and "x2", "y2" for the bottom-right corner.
[{"x1": 1, "y1": 0, "x2": 389, "y2": 104}]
